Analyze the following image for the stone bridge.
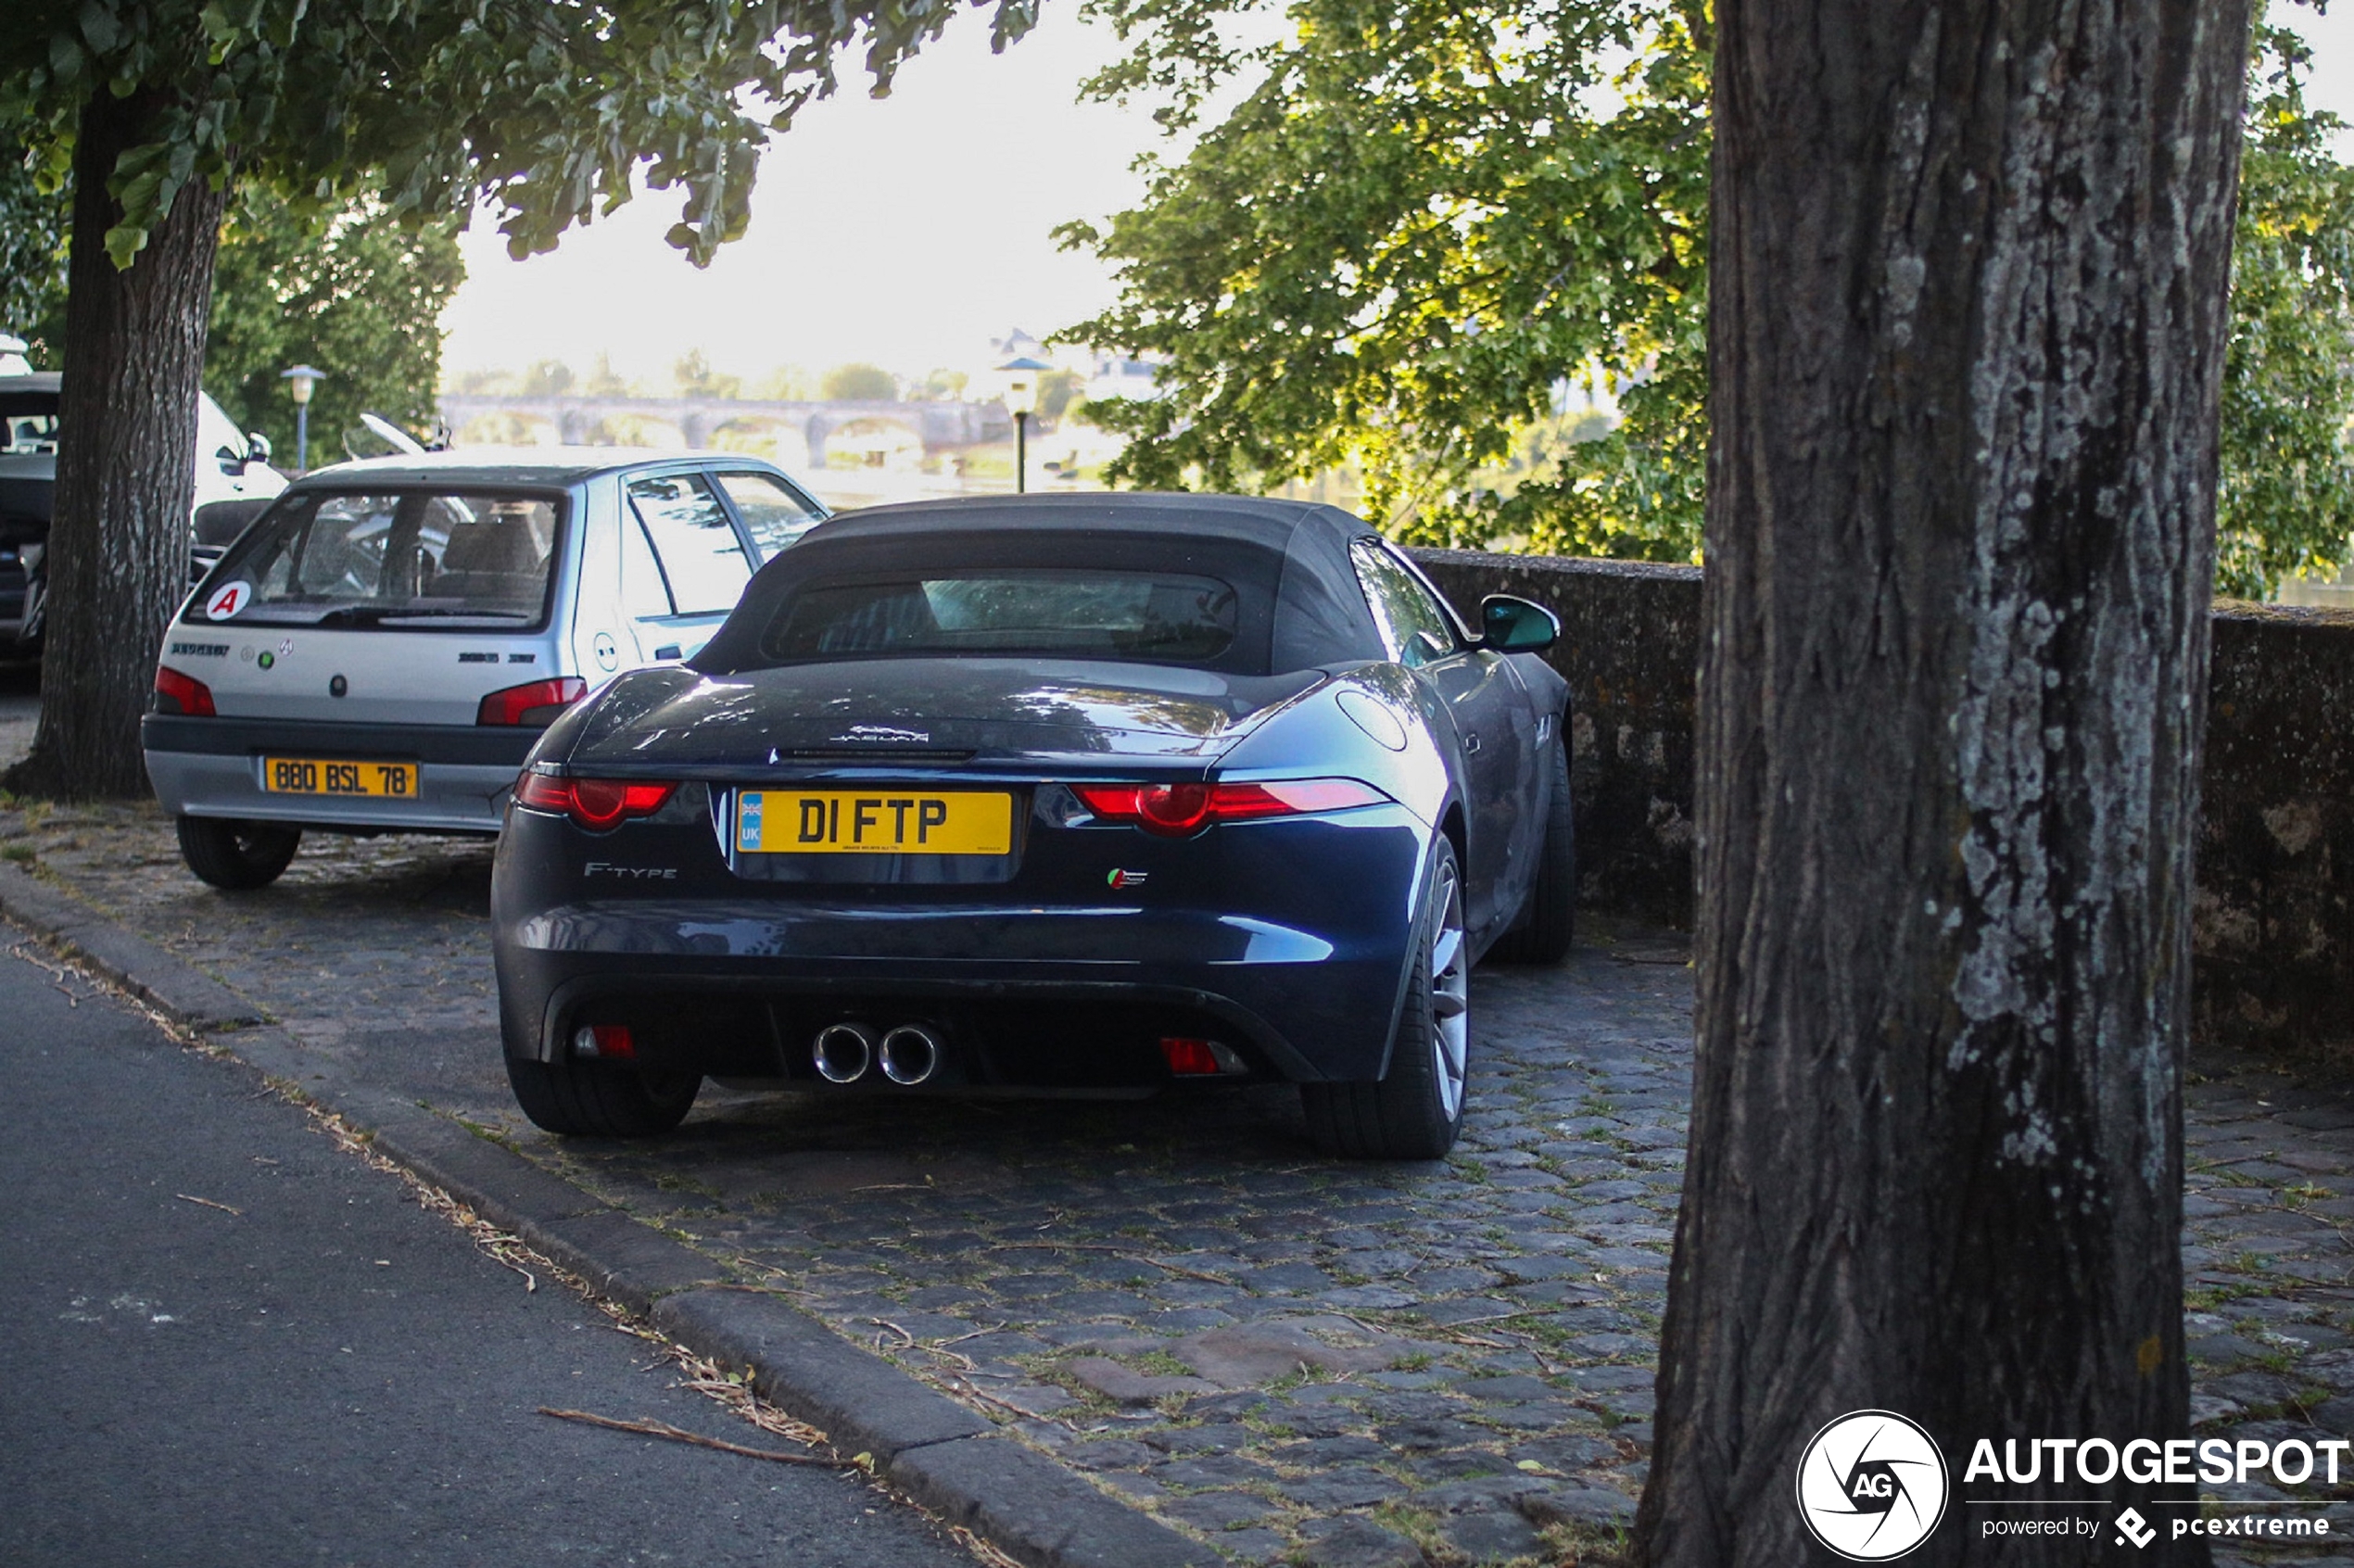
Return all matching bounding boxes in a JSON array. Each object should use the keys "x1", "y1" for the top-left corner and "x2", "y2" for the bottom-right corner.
[{"x1": 435, "y1": 394, "x2": 1008, "y2": 466}]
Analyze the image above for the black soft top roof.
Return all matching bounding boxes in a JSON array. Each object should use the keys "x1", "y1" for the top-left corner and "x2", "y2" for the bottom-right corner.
[{"x1": 695, "y1": 493, "x2": 1389, "y2": 677}]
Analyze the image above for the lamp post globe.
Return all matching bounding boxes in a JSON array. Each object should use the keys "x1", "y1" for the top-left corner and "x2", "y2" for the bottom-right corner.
[
  {"x1": 994, "y1": 354, "x2": 1051, "y2": 495},
  {"x1": 281, "y1": 364, "x2": 326, "y2": 474}
]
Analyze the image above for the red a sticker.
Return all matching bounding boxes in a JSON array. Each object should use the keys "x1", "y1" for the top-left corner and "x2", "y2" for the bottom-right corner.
[{"x1": 205, "y1": 580, "x2": 252, "y2": 621}]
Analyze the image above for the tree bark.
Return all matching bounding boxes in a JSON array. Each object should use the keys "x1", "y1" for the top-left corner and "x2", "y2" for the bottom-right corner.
[
  {"x1": 1638, "y1": 5, "x2": 2248, "y2": 1565},
  {"x1": 6, "y1": 89, "x2": 227, "y2": 800}
]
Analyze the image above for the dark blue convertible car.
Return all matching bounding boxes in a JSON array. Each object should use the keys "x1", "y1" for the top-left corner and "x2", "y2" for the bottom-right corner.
[{"x1": 490, "y1": 494, "x2": 1573, "y2": 1158}]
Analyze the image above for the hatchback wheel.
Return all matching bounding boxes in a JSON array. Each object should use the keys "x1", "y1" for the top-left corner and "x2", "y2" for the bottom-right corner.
[
  {"x1": 176, "y1": 816, "x2": 301, "y2": 891},
  {"x1": 1302, "y1": 838, "x2": 1469, "y2": 1159},
  {"x1": 505, "y1": 1056, "x2": 702, "y2": 1138}
]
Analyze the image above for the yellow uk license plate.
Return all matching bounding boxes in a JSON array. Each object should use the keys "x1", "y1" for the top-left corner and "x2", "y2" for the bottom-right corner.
[
  {"x1": 260, "y1": 756, "x2": 420, "y2": 798},
  {"x1": 736, "y1": 789, "x2": 1013, "y2": 855}
]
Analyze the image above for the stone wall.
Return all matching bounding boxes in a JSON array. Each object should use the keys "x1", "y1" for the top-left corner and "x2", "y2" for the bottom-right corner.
[
  {"x1": 1411, "y1": 549, "x2": 1702, "y2": 927},
  {"x1": 1411, "y1": 548, "x2": 2354, "y2": 1065},
  {"x1": 2196, "y1": 605, "x2": 2354, "y2": 1062}
]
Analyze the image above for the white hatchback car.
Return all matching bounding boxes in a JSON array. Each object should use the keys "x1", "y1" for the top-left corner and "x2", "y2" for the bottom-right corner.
[{"x1": 142, "y1": 449, "x2": 827, "y2": 888}]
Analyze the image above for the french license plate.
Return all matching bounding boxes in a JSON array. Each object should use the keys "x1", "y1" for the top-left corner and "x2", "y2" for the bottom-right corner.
[
  {"x1": 260, "y1": 756, "x2": 420, "y2": 798},
  {"x1": 736, "y1": 789, "x2": 1013, "y2": 856}
]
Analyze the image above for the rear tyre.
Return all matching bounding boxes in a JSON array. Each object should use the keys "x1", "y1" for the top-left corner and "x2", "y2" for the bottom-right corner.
[
  {"x1": 505, "y1": 1056, "x2": 702, "y2": 1138},
  {"x1": 1487, "y1": 737, "x2": 1576, "y2": 965},
  {"x1": 1302, "y1": 839, "x2": 1469, "y2": 1160},
  {"x1": 176, "y1": 816, "x2": 301, "y2": 891}
]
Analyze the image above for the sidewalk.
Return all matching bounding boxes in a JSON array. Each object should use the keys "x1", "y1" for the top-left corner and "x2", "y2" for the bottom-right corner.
[{"x1": 0, "y1": 941, "x2": 973, "y2": 1568}]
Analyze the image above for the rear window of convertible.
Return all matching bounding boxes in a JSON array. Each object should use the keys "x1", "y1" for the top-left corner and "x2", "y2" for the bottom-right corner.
[{"x1": 757, "y1": 570, "x2": 1239, "y2": 665}]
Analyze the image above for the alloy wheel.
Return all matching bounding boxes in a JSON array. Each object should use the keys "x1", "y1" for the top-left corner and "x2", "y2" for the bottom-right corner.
[{"x1": 1428, "y1": 858, "x2": 1469, "y2": 1119}]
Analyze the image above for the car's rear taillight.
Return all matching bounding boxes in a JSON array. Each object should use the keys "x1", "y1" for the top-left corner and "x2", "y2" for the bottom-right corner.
[
  {"x1": 153, "y1": 665, "x2": 216, "y2": 717},
  {"x1": 513, "y1": 771, "x2": 677, "y2": 831},
  {"x1": 477, "y1": 677, "x2": 588, "y2": 727},
  {"x1": 1070, "y1": 778, "x2": 1388, "y2": 837}
]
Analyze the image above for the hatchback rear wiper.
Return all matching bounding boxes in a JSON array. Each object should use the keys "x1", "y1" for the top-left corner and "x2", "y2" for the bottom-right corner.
[
  {"x1": 310, "y1": 604, "x2": 391, "y2": 626},
  {"x1": 376, "y1": 608, "x2": 535, "y2": 623}
]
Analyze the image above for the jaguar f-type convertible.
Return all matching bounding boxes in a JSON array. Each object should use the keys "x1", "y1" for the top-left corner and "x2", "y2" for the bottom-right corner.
[{"x1": 489, "y1": 494, "x2": 1573, "y2": 1158}]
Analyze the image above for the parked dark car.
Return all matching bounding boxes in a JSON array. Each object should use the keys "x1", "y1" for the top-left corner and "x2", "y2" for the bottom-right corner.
[
  {"x1": 489, "y1": 493, "x2": 1574, "y2": 1158},
  {"x1": 0, "y1": 373, "x2": 283, "y2": 656}
]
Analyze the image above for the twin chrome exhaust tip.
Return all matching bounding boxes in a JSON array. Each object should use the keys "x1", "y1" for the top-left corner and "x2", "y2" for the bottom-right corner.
[{"x1": 810, "y1": 1021, "x2": 943, "y2": 1086}]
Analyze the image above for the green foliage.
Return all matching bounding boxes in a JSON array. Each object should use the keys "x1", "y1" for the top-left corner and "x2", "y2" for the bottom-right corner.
[
  {"x1": 1, "y1": 0, "x2": 1044, "y2": 271},
  {"x1": 822, "y1": 361, "x2": 900, "y2": 401},
  {"x1": 2217, "y1": 18, "x2": 2354, "y2": 598},
  {"x1": 755, "y1": 364, "x2": 819, "y2": 399},
  {"x1": 1071, "y1": 0, "x2": 2354, "y2": 591},
  {"x1": 1062, "y1": 0, "x2": 1711, "y2": 554},
  {"x1": 1038, "y1": 366, "x2": 1085, "y2": 420},
  {"x1": 0, "y1": 121, "x2": 69, "y2": 362},
  {"x1": 585, "y1": 355, "x2": 634, "y2": 397},
  {"x1": 519, "y1": 360, "x2": 576, "y2": 397},
  {"x1": 675, "y1": 348, "x2": 743, "y2": 399},
  {"x1": 204, "y1": 183, "x2": 462, "y2": 466}
]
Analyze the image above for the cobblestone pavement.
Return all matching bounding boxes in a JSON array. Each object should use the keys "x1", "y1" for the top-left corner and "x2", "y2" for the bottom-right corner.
[{"x1": 2, "y1": 692, "x2": 2350, "y2": 1564}]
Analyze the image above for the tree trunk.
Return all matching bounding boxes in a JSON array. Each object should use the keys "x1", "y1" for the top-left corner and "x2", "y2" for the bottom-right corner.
[
  {"x1": 1638, "y1": 5, "x2": 2248, "y2": 1565},
  {"x1": 6, "y1": 89, "x2": 227, "y2": 800}
]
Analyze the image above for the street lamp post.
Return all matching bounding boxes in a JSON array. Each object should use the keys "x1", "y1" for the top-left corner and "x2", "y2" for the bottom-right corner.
[
  {"x1": 994, "y1": 355, "x2": 1051, "y2": 495},
  {"x1": 281, "y1": 365, "x2": 325, "y2": 474}
]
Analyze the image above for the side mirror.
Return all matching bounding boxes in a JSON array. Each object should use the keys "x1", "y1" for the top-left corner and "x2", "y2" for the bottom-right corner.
[
  {"x1": 245, "y1": 431, "x2": 272, "y2": 467},
  {"x1": 1480, "y1": 594, "x2": 1560, "y2": 652},
  {"x1": 214, "y1": 443, "x2": 246, "y2": 475}
]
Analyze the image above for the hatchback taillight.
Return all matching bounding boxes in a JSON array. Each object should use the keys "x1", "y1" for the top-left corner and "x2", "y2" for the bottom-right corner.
[
  {"x1": 477, "y1": 677, "x2": 588, "y2": 727},
  {"x1": 1070, "y1": 778, "x2": 1388, "y2": 837},
  {"x1": 153, "y1": 665, "x2": 216, "y2": 717},
  {"x1": 513, "y1": 771, "x2": 677, "y2": 831}
]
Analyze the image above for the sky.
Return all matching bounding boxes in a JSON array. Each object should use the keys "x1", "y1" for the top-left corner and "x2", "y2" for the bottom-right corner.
[
  {"x1": 437, "y1": 5, "x2": 2354, "y2": 390},
  {"x1": 437, "y1": 6, "x2": 1167, "y2": 386}
]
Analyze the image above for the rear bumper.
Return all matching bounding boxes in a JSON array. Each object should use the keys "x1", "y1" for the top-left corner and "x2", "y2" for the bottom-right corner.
[
  {"x1": 142, "y1": 714, "x2": 539, "y2": 833},
  {"x1": 496, "y1": 926, "x2": 1400, "y2": 1085},
  {"x1": 491, "y1": 810, "x2": 1433, "y2": 1085}
]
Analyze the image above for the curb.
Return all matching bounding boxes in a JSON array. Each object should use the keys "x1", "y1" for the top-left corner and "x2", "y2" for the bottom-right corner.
[{"x1": 0, "y1": 863, "x2": 1215, "y2": 1568}]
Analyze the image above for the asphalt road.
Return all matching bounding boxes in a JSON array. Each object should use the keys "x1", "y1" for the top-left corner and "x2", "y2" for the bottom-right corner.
[{"x1": 0, "y1": 939, "x2": 972, "y2": 1568}]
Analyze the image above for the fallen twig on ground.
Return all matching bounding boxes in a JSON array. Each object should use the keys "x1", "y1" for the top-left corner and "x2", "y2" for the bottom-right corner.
[{"x1": 537, "y1": 1407, "x2": 854, "y2": 1467}]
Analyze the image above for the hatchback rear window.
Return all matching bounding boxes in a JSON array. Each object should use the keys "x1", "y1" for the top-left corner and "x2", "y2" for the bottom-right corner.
[
  {"x1": 195, "y1": 490, "x2": 563, "y2": 628},
  {"x1": 758, "y1": 571, "x2": 1239, "y2": 664}
]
